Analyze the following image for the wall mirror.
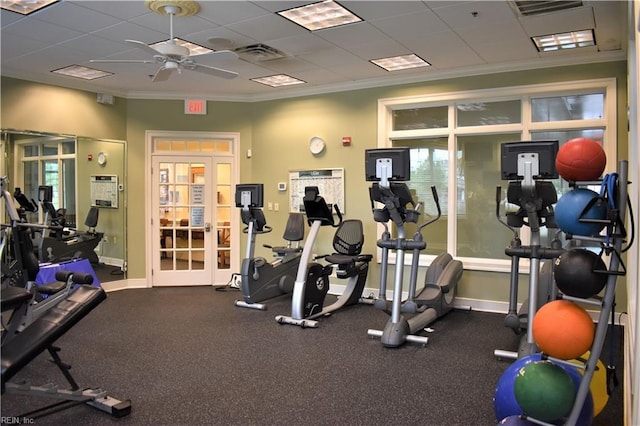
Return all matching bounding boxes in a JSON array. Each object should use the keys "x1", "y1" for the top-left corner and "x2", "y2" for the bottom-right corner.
[{"x1": 1, "y1": 129, "x2": 127, "y2": 280}]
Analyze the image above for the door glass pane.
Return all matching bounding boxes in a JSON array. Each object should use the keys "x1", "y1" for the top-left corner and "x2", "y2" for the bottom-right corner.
[
  {"x1": 457, "y1": 100, "x2": 521, "y2": 126},
  {"x1": 531, "y1": 93, "x2": 604, "y2": 121},
  {"x1": 215, "y1": 140, "x2": 231, "y2": 153},
  {"x1": 392, "y1": 106, "x2": 448, "y2": 130},
  {"x1": 456, "y1": 133, "x2": 520, "y2": 259},
  {"x1": 156, "y1": 140, "x2": 171, "y2": 152},
  {"x1": 216, "y1": 162, "x2": 231, "y2": 269},
  {"x1": 172, "y1": 141, "x2": 187, "y2": 151}
]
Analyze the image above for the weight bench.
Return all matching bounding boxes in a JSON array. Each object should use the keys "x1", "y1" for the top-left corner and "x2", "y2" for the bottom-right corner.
[{"x1": 1, "y1": 277, "x2": 131, "y2": 419}]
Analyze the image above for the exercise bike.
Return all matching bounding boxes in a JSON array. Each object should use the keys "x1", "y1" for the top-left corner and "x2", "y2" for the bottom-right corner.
[
  {"x1": 275, "y1": 186, "x2": 373, "y2": 328},
  {"x1": 35, "y1": 185, "x2": 103, "y2": 265},
  {"x1": 234, "y1": 183, "x2": 305, "y2": 310},
  {"x1": 493, "y1": 141, "x2": 564, "y2": 360},
  {"x1": 365, "y1": 148, "x2": 463, "y2": 348}
]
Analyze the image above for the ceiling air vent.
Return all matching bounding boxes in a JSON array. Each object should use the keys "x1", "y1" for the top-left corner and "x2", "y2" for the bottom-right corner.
[
  {"x1": 511, "y1": 1, "x2": 583, "y2": 17},
  {"x1": 234, "y1": 43, "x2": 288, "y2": 63}
]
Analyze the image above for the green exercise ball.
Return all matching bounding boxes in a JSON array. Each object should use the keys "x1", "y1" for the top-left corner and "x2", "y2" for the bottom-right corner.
[{"x1": 514, "y1": 361, "x2": 576, "y2": 422}]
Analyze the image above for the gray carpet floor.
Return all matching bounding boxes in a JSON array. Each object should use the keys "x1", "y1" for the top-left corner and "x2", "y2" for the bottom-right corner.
[{"x1": 1, "y1": 286, "x2": 623, "y2": 425}]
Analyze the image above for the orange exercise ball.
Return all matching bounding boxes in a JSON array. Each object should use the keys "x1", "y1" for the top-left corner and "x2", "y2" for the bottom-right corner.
[{"x1": 532, "y1": 300, "x2": 595, "y2": 360}]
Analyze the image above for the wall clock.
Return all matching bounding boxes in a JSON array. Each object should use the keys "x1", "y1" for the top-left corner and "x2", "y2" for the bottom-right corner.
[
  {"x1": 309, "y1": 137, "x2": 326, "y2": 155},
  {"x1": 97, "y1": 151, "x2": 108, "y2": 166}
]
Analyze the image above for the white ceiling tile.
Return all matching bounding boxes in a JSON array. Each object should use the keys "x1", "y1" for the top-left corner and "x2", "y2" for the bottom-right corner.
[
  {"x1": 197, "y1": 1, "x2": 271, "y2": 25},
  {"x1": 226, "y1": 13, "x2": 306, "y2": 41},
  {"x1": 267, "y1": 33, "x2": 335, "y2": 56},
  {"x1": 90, "y1": 22, "x2": 168, "y2": 44},
  {"x1": 1, "y1": 32, "x2": 49, "y2": 59},
  {"x1": 69, "y1": 1, "x2": 149, "y2": 20},
  {"x1": 431, "y1": 1, "x2": 519, "y2": 30},
  {"x1": 315, "y1": 22, "x2": 391, "y2": 48},
  {"x1": 59, "y1": 34, "x2": 133, "y2": 57},
  {"x1": 32, "y1": 2, "x2": 122, "y2": 33},
  {"x1": 369, "y1": 10, "x2": 450, "y2": 39},
  {"x1": 342, "y1": 1, "x2": 429, "y2": 20},
  {"x1": 2, "y1": 18, "x2": 83, "y2": 43},
  {"x1": 1, "y1": 9, "x2": 26, "y2": 28}
]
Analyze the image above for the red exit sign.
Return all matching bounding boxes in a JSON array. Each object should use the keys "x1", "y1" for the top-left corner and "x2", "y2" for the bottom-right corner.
[{"x1": 184, "y1": 99, "x2": 207, "y2": 115}]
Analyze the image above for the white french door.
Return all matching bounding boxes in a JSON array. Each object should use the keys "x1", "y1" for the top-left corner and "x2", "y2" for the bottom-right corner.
[
  {"x1": 152, "y1": 155, "x2": 214, "y2": 286},
  {"x1": 147, "y1": 131, "x2": 238, "y2": 287}
]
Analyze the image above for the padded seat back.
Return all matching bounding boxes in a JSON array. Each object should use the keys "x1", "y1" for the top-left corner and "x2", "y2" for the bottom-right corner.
[{"x1": 84, "y1": 207, "x2": 99, "y2": 229}]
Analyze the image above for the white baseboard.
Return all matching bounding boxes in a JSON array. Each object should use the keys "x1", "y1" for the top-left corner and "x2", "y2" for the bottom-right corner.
[
  {"x1": 102, "y1": 280, "x2": 625, "y2": 326},
  {"x1": 101, "y1": 278, "x2": 148, "y2": 292}
]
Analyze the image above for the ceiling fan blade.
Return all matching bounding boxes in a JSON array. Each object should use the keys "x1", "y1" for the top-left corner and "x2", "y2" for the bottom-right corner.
[
  {"x1": 151, "y1": 66, "x2": 175, "y2": 82},
  {"x1": 89, "y1": 59, "x2": 156, "y2": 64},
  {"x1": 188, "y1": 63, "x2": 238, "y2": 80},
  {"x1": 126, "y1": 39, "x2": 163, "y2": 57}
]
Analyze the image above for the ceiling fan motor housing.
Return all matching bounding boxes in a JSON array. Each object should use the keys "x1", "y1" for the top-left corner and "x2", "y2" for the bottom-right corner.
[{"x1": 154, "y1": 42, "x2": 189, "y2": 59}]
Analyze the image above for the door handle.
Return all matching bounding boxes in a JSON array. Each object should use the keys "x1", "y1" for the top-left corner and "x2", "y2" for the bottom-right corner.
[{"x1": 205, "y1": 222, "x2": 211, "y2": 232}]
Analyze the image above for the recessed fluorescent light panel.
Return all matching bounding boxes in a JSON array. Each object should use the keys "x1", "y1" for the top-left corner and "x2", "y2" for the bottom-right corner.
[
  {"x1": 1, "y1": 0, "x2": 58, "y2": 15},
  {"x1": 150, "y1": 38, "x2": 213, "y2": 56},
  {"x1": 251, "y1": 74, "x2": 306, "y2": 87},
  {"x1": 278, "y1": 0, "x2": 362, "y2": 31},
  {"x1": 51, "y1": 65, "x2": 113, "y2": 80},
  {"x1": 370, "y1": 54, "x2": 431, "y2": 72},
  {"x1": 532, "y1": 29, "x2": 595, "y2": 52}
]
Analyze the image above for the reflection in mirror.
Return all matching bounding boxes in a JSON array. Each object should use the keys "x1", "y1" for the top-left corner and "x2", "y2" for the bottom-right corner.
[{"x1": 1, "y1": 129, "x2": 127, "y2": 282}]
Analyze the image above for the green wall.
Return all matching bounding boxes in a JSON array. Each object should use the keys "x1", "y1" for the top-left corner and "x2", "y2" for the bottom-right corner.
[{"x1": 0, "y1": 59, "x2": 629, "y2": 309}]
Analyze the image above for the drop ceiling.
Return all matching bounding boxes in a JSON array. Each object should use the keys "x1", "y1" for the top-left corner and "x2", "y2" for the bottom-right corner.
[{"x1": 0, "y1": 1, "x2": 628, "y2": 102}]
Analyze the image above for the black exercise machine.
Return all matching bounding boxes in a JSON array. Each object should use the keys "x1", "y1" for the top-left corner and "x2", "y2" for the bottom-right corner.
[
  {"x1": 275, "y1": 186, "x2": 373, "y2": 328},
  {"x1": 1, "y1": 276, "x2": 131, "y2": 419},
  {"x1": 36, "y1": 185, "x2": 103, "y2": 264},
  {"x1": 493, "y1": 141, "x2": 564, "y2": 359},
  {"x1": 1, "y1": 178, "x2": 92, "y2": 333},
  {"x1": 234, "y1": 183, "x2": 305, "y2": 310},
  {"x1": 364, "y1": 148, "x2": 463, "y2": 348}
]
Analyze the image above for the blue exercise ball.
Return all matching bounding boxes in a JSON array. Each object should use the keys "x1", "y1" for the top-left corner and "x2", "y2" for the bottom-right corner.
[
  {"x1": 494, "y1": 354, "x2": 543, "y2": 421},
  {"x1": 498, "y1": 415, "x2": 537, "y2": 425},
  {"x1": 555, "y1": 188, "x2": 607, "y2": 237},
  {"x1": 494, "y1": 354, "x2": 594, "y2": 425}
]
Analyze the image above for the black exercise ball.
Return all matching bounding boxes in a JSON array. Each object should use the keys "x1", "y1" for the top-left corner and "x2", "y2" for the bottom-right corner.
[{"x1": 554, "y1": 249, "x2": 607, "y2": 299}]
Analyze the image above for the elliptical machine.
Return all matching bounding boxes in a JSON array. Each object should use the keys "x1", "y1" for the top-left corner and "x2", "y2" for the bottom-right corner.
[
  {"x1": 493, "y1": 141, "x2": 565, "y2": 360},
  {"x1": 365, "y1": 148, "x2": 463, "y2": 348},
  {"x1": 275, "y1": 186, "x2": 373, "y2": 328},
  {"x1": 234, "y1": 184, "x2": 305, "y2": 310}
]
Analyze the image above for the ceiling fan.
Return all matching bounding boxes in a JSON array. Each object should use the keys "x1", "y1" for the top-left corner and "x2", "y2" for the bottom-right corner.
[{"x1": 90, "y1": 4, "x2": 238, "y2": 82}]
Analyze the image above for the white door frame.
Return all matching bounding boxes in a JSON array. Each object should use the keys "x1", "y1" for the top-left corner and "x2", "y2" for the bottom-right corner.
[{"x1": 145, "y1": 130, "x2": 240, "y2": 287}]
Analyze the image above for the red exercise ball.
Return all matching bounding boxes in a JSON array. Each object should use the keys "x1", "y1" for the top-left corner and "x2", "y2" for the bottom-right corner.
[
  {"x1": 555, "y1": 137, "x2": 606, "y2": 182},
  {"x1": 532, "y1": 300, "x2": 595, "y2": 360}
]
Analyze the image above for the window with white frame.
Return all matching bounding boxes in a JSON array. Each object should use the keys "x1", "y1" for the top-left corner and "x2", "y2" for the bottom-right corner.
[
  {"x1": 17, "y1": 136, "x2": 77, "y2": 225},
  {"x1": 378, "y1": 78, "x2": 617, "y2": 272}
]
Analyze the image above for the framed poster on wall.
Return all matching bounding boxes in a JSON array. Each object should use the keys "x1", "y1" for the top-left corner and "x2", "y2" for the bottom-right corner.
[
  {"x1": 288, "y1": 168, "x2": 344, "y2": 213},
  {"x1": 90, "y1": 175, "x2": 118, "y2": 208}
]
